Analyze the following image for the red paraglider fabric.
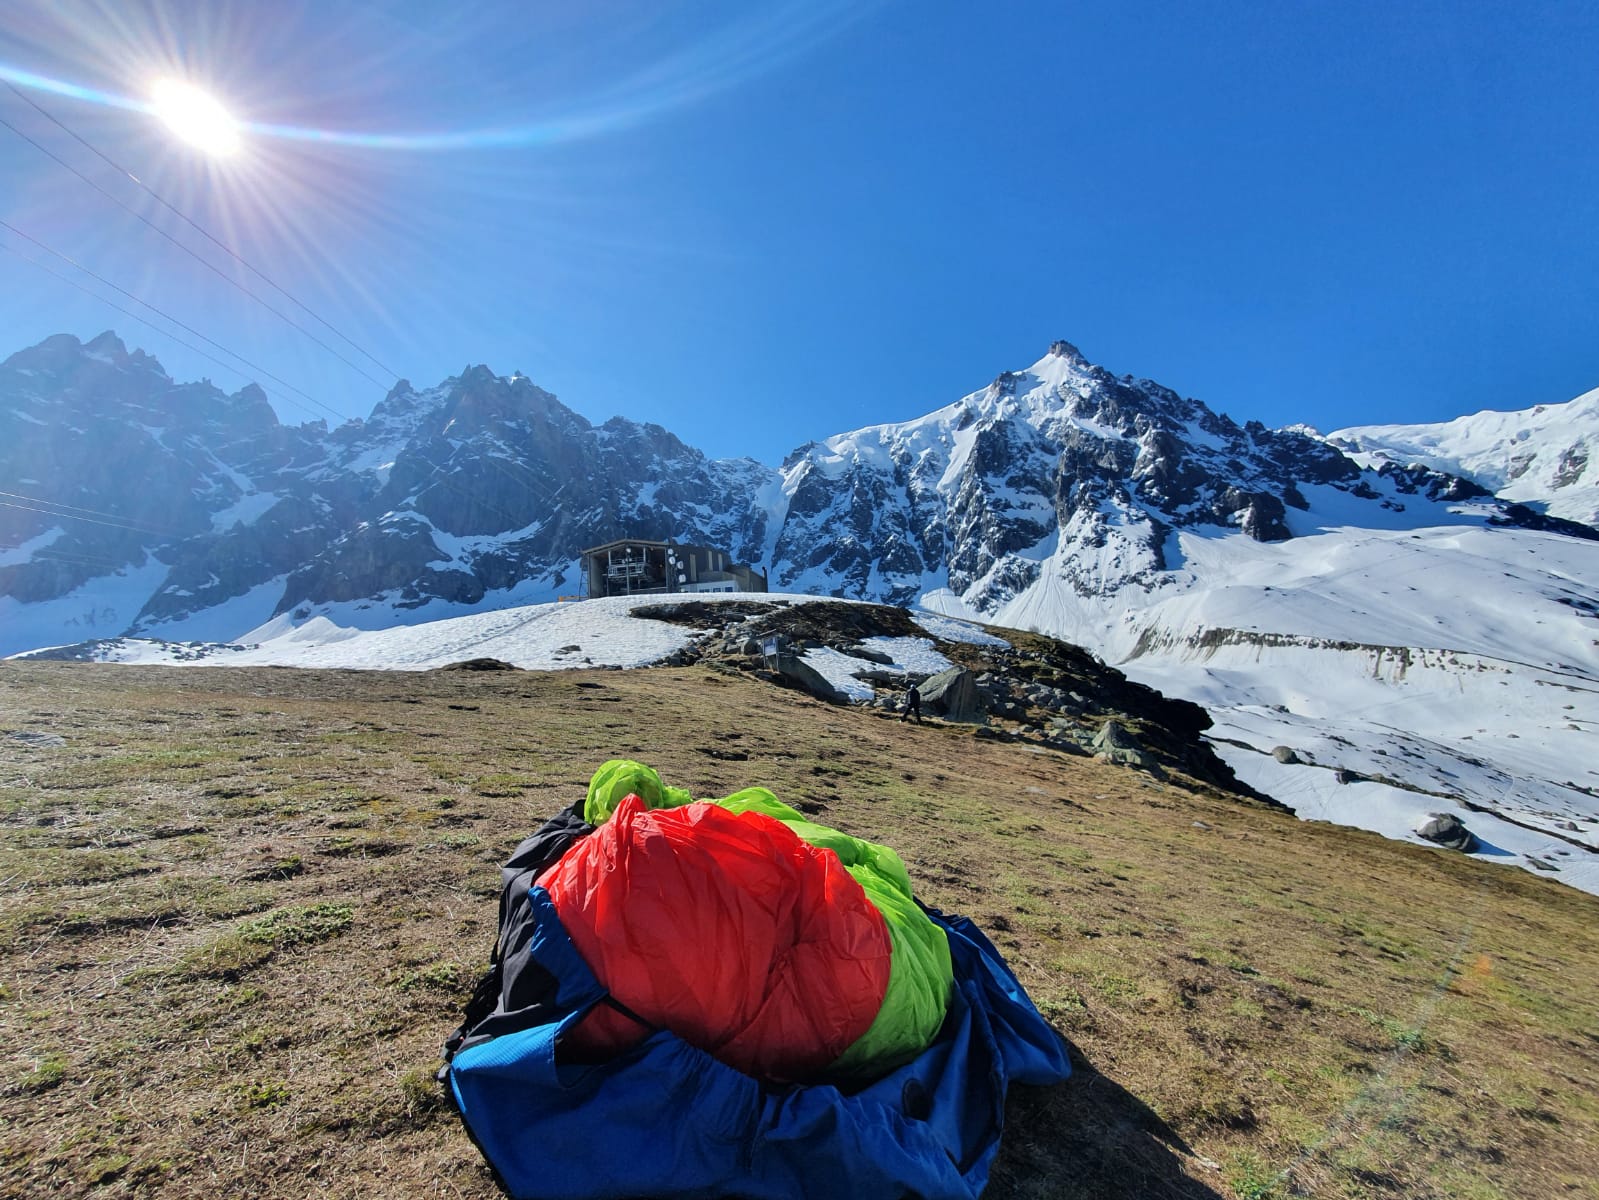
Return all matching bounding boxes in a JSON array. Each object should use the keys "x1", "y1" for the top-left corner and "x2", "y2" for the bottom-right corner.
[{"x1": 537, "y1": 794, "x2": 894, "y2": 1083}]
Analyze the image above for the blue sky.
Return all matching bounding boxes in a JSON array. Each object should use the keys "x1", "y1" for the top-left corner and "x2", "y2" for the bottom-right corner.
[{"x1": 2, "y1": 0, "x2": 1595, "y2": 464}]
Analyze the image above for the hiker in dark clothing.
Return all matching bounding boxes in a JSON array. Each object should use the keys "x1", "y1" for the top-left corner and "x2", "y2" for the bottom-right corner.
[{"x1": 901, "y1": 684, "x2": 922, "y2": 724}]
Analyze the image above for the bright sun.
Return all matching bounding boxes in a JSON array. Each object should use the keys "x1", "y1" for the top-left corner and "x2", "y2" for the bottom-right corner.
[{"x1": 151, "y1": 79, "x2": 241, "y2": 157}]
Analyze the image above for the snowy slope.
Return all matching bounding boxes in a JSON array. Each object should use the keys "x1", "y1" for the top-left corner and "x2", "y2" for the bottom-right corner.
[
  {"x1": 58, "y1": 596, "x2": 701, "y2": 672},
  {"x1": 21, "y1": 585, "x2": 1597, "y2": 897},
  {"x1": 922, "y1": 514, "x2": 1599, "y2": 895},
  {"x1": 27, "y1": 591, "x2": 968, "y2": 679},
  {"x1": 1328, "y1": 386, "x2": 1599, "y2": 525},
  {"x1": 772, "y1": 343, "x2": 1598, "y2": 896}
]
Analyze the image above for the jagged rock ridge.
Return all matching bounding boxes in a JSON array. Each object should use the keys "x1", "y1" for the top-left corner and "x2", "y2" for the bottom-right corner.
[
  {"x1": 0, "y1": 331, "x2": 1591, "y2": 657},
  {"x1": 766, "y1": 339, "x2": 1591, "y2": 612},
  {"x1": 0, "y1": 334, "x2": 776, "y2": 645}
]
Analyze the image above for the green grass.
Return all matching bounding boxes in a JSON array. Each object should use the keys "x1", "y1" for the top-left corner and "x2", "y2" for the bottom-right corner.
[
  {"x1": 1228, "y1": 1152, "x2": 1288, "y2": 1200},
  {"x1": 0, "y1": 658, "x2": 1594, "y2": 1200},
  {"x1": 237, "y1": 903, "x2": 353, "y2": 948}
]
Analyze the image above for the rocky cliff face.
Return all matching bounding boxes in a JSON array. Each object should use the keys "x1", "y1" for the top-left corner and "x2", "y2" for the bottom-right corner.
[
  {"x1": 0, "y1": 335, "x2": 778, "y2": 647},
  {"x1": 0, "y1": 333, "x2": 336, "y2": 614}
]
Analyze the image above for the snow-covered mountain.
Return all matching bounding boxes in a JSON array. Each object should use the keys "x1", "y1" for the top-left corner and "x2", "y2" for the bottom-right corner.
[
  {"x1": 0, "y1": 333, "x2": 779, "y2": 652},
  {"x1": 1327, "y1": 386, "x2": 1599, "y2": 526},
  {"x1": 768, "y1": 339, "x2": 1590, "y2": 613},
  {"x1": 762, "y1": 342, "x2": 1599, "y2": 890},
  {"x1": 4, "y1": 330, "x2": 1597, "y2": 892}
]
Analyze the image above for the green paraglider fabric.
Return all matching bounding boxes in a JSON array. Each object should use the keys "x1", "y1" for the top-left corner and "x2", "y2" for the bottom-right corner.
[
  {"x1": 580, "y1": 762, "x2": 953, "y2": 1077},
  {"x1": 584, "y1": 758, "x2": 693, "y2": 823}
]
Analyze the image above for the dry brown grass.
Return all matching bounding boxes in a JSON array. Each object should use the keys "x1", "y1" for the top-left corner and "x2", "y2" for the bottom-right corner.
[{"x1": 1, "y1": 659, "x2": 1595, "y2": 1199}]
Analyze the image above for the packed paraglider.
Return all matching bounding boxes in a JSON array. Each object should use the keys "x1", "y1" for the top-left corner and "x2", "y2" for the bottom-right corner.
[{"x1": 442, "y1": 759, "x2": 1071, "y2": 1200}]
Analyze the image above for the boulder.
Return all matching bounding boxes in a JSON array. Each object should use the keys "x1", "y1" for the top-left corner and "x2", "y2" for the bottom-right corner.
[
  {"x1": 1090, "y1": 719, "x2": 1139, "y2": 751},
  {"x1": 919, "y1": 668, "x2": 985, "y2": 722},
  {"x1": 437, "y1": 657, "x2": 520, "y2": 672},
  {"x1": 1090, "y1": 720, "x2": 1160, "y2": 773},
  {"x1": 773, "y1": 653, "x2": 851, "y2": 704},
  {"x1": 1271, "y1": 745, "x2": 1300, "y2": 764},
  {"x1": 974, "y1": 672, "x2": 1010, "y2": 698},
  {"x1": 1415, "y1": 812, "x2": 1476, "y2": 852}
]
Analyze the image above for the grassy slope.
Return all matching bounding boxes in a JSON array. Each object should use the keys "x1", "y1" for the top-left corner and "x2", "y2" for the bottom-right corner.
[{"x1": 0, "y1": 660, "x2": 1595, "y2": 1200}]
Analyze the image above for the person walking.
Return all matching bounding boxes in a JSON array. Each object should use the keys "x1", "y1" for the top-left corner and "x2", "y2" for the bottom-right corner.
[{"x1": 901, "y1": 684, "x2": 922, "y2": 724}]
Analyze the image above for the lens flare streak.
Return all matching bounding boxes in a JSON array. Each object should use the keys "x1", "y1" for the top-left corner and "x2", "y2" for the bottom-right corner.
[{"x1": 0, "y1": 2, "x2": 868, "y2": 153}]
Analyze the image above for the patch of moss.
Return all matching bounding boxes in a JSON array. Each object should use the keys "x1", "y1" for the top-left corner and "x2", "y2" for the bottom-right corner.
[
  {"x1": 239, "y1": 903, "x2": 353, "y2": 948},
  {"x1": 235, "y1": 1079, "x2": 291, "y2": 1109},
  {"x1": 85, "y1": 1153, "x2": 132, "y2": 1185},
  {"x1": 17, "y1": 1054, "x2": 66, "y2": 1091},
  {"x1": 394, "y1": 963, "x2": 463, "y2": 993},
  {"x1": 1227, "y1": 1152, "x2": 1286, "y2": 1200}
]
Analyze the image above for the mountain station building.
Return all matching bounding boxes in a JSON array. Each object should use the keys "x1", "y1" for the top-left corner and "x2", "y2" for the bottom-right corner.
[{"x1": 578, "y1": 538, "x2": 768, "y2": 598}]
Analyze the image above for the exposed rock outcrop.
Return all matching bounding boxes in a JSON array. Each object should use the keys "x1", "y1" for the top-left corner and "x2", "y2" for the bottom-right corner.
[
  {"x1": 633, "y1": 598, "x2": 1264, "y2": 802},
  {"x1": 1415, "y1": 812, "x2": 1477, "y2": 852}
]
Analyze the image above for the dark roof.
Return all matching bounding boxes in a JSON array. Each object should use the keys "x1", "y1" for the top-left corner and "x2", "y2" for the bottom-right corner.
[{"x1": 579, "y1": 538, "x2": 673, "y2": 556}]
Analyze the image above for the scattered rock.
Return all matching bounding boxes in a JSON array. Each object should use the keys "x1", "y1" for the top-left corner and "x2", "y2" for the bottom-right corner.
[
  {"x1": 1415, "y1": 812, "x2": 1477, "y2": 852},
  {"x1": 578, "y1": 595, "x2": 1257, "y2": 802},
  {"x1": 437, "y1": 657, "x2": 520, "y2": 672},
  {"x1": 1091, "y1": 719, "x2": 1139, "y2": 751}
]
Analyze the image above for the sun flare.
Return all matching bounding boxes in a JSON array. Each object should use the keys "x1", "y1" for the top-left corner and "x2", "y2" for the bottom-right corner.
[{"x1": 150, "y1": 78, "x2": 241, "y2": 156}]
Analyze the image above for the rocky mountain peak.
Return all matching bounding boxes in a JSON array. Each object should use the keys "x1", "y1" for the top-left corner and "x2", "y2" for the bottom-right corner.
[
  {"x1": 4, "y1": 332, "x2": 91, "y2": 374},
  {"x1": 84, "y1": 330, "x2": 128, "y2": 357},
  {"x1": 768, "y1": 338, "x2": 1587, "y2": 612}
]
